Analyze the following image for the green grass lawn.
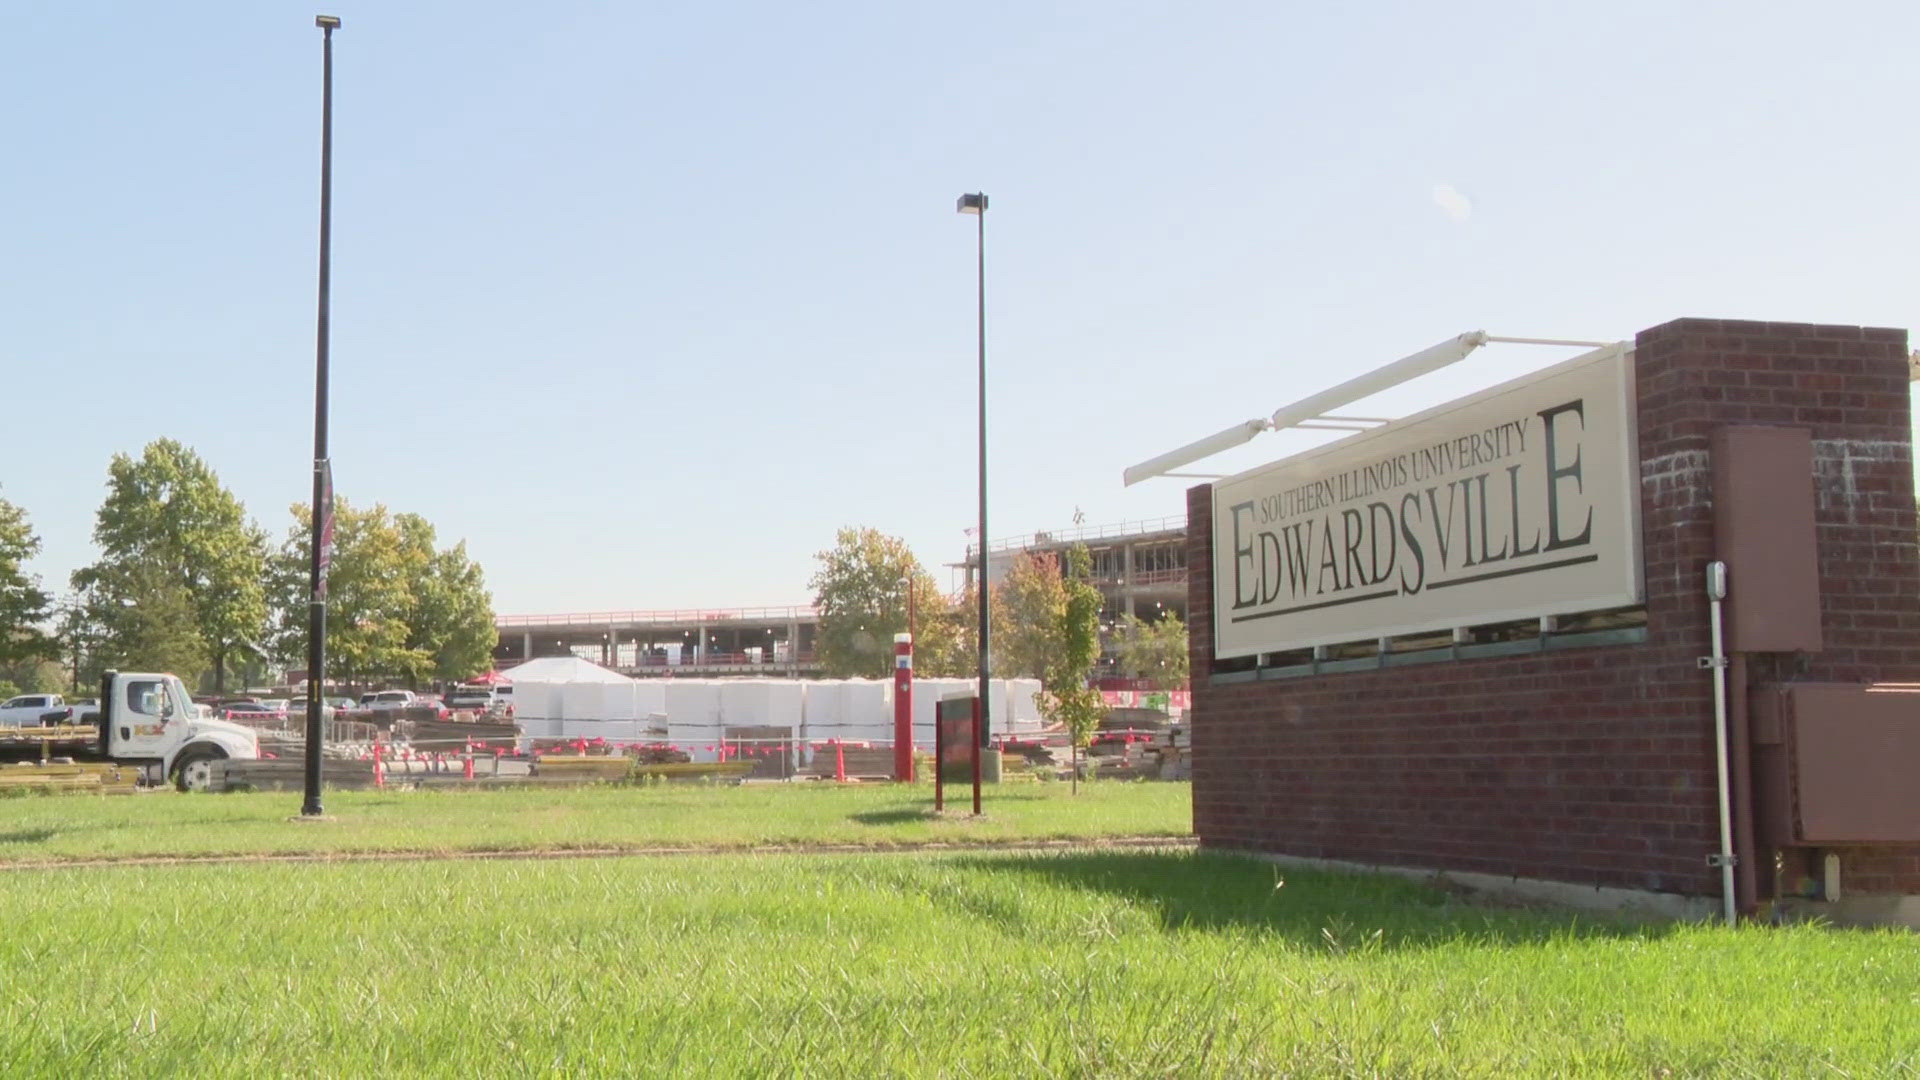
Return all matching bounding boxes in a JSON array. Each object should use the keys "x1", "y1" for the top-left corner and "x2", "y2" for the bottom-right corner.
[
  {"x1": 0, "y1": 849, "x2": 1913, "y2": 1077},
  {"x1": 0, "y1": 780, "x2": 1192, "y2": 862}
]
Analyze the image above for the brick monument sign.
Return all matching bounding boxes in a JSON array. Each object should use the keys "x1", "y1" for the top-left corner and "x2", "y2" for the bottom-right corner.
[{"x1": 1183, "y1": 318, "x2": 1920, "y2": 925}]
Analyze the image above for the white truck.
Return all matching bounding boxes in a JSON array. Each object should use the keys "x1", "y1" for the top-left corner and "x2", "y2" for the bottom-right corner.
[
  {"x1": 444, "y1": 683, "x2": 514, "y2": 719},
  {"x1": 0, "y1": 671, "x2": 261, "y2": 791},
  {"x1": 0, "y1": 693, "x2": 72, "y2": 726}
]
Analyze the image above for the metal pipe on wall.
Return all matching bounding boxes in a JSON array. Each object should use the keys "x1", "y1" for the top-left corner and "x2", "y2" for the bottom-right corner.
[
  {"x1": 1728, "y1": 653, "x2": 1759, "y2": 915},
  {"x1": 1705, "y1": 561, "x2": 1738, "y2": 926}
]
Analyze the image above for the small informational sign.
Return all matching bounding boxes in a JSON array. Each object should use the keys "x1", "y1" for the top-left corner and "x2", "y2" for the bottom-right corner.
[
  {"x1": 935, "y1": 693, "x2": 980, "y2": 815},
  {"x1": 936, "y1": 694, "x2": 977, "y2": 778},
  {"x1": 1211, "y1": 345, "x2": 1642, "y2": 659}
]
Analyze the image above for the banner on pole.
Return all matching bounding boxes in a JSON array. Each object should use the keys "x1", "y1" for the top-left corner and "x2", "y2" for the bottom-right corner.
[{"x1": 316, "y1": 459, "x2": 335, "y2": 601}]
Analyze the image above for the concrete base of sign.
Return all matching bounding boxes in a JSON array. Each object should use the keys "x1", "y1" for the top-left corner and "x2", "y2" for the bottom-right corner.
[
  {"x1": 1773, "y1": 894, "x2": 1920, "y2": 930},
  {"x1": 981, "y1": 749, "x2": 1002, "y2": 784},
  {"x1": 1230, "y1": 849, "x2": 1719, "y2": 923}
]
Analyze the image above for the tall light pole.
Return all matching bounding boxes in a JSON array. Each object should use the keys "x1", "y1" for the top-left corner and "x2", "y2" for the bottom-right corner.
[
  {"x1": 956, "y1": 192, "x2": 989, "y2": 750},
  {"x1": 302, "y1": 13, "x2": 341, "y2": 818}
]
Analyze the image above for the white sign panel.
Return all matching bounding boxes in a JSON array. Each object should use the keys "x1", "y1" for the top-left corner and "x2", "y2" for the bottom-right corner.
[{"x1": 1211, "y1": 346, "x2": 1642, "y2": 660}]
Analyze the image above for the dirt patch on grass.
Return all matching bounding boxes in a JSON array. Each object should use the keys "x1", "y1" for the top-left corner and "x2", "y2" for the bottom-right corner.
[{"x1": 0, "y1": 835, "x2": 1196, "y2": 872}]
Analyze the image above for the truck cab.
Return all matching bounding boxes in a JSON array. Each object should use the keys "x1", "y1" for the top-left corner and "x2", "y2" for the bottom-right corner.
[{"x1": 96, "y1": 671, "x2": 261, "y2": 790}]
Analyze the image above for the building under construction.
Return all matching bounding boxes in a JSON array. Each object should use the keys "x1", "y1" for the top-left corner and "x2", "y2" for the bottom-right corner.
[{"x1": 958, "y1": 515, "x2": 1189, "y2": 677}]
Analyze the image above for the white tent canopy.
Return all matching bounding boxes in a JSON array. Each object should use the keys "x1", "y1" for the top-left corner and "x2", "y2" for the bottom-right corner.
[
  {"x1": 508, "y1": 658, "x2": 639, "y2": 740},
  {"x1": 507, "y1": 657, "x2": 634, "y2": 684}
]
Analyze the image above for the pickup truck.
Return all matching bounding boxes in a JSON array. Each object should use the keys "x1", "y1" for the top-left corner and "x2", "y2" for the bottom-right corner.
[
  {"x1": 361, "y1": 690, "x2": 418, "y2": 714},
  {"x1": 0, "y1": 671, "x2": 261, "y2": 791},
  {"x1": 444, "y1": 684, "x2": 514, "y2": 718},
  {"x1": 0, "y1": 693, "x2": 71, "y2": 726}
]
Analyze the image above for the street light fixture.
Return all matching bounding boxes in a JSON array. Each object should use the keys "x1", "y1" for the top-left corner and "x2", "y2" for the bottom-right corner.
[
  {"x1": 956, "y1": 192, "x2": 989, "y2": 751},
  {"x1": 301, "y1": 13, "x2": 341, "y2": 818}
]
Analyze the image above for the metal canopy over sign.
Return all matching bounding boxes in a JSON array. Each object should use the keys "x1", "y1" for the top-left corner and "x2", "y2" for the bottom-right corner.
[{"x1": 1210, "y1": 345, "x2": 1642, "y2": 660}]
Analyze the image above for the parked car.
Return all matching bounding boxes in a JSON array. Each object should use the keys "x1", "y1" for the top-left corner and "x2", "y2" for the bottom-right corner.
[
  {"x1": 0, "y1": 693, "x2": 70, "y2": 726},
  {"x1": 362, "y1": 690, "x2": 418, "y2": 715},
  {"x1": 445, "y1": 683, "x2": 515, "y2": 718},
  {"x1": 288, "y1": 696, "x2": 325, "y2": 719}
]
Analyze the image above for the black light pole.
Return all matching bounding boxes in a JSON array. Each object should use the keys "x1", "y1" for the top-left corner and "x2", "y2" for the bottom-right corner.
[
  {"x1": 956, "y1": 192, "x2": 989, "y2": 750},
  {"x1": 302, "y1": 13, "x2": 341, "y2": 818}
]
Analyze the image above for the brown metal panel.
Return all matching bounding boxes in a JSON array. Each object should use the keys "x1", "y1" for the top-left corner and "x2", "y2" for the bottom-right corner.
[
  {"x1": 1788, "y1": 683, "x2": 1920, "y2": 844},
  {"x1": 1749, "y1": 684, "x2": 1795, "y2": 850},
  {"x1": 1711, "y1": 426, "x2": 1823, "y2": 652}
]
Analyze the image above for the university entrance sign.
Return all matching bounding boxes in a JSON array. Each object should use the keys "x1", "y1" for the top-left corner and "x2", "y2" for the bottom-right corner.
[{"x1": 1211, "y1": 345, "x2": 1642, "y2": 659}]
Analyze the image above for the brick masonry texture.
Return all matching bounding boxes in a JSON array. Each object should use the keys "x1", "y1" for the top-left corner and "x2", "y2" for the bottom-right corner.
[{"x1": 1188, "y1": 318, "x2": 1920, "y2": 898}]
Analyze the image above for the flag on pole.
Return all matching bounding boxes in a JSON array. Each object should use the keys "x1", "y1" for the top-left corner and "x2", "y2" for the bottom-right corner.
[{"x1": 316, "y1": 459, "x2": 335, "y2": 601}]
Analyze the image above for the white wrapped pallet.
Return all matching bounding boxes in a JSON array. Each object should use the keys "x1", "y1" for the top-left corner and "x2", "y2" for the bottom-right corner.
[
  {"x1": 602, "y1": 682, "x2": 639, "y2": 722},
  {"x1": 559, "y1": 682, "x2": 602, "y2": 722},
  {"x1": 800, "y1": 679, "x2": 846, "y2": 742},
  {"x1": 718, "y1": 679, "x2": 771, "y2": 726},
  {"x1": 764, "y1": 680, "x2": 804, "y2": 730},
  {"x1": 515, "y1": 683, "x2": 557, "y2": 723},
  {"x1": 840, "y1": 678, "x2": 892, "y2": 746},
  {"x1": 516, "y1": 717, "x2": 559, "y2": 747},
  {"x1": 665, "y1": 679, "x2": 724, "y2": 762},
  {"x1": 599, "y1": 719, "x2": 641, "y2": 744},
  {"x1": 1004, "y1": 678, "x2": 1043, "y2": 733},
  {"x1": 633, "y1": 681, "x2": 666, "y2": 723},
  {"x1": 911, "y1": 678, "x2": 970, "y2": 750}
]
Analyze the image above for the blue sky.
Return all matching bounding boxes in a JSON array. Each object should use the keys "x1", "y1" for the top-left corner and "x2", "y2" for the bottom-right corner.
[{"x1": 5, "y1": 1, "x2": 1917, "y2": 614}]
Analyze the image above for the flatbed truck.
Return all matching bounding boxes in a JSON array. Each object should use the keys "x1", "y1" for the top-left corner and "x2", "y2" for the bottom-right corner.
[{"x1": 0, "y1": 671, "x2": 260, "y2": 792}]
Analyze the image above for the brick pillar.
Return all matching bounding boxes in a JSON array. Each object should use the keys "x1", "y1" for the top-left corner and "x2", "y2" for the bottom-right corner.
[{"x1": 1638, "y1": 319, "x2": 1920, "y2": 898}]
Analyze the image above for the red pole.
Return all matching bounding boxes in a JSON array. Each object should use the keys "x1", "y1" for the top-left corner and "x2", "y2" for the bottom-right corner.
[
  {"x1": 893, "y1": 632, "x2": 913, "y2": 782},
  {"x1": 372, "y1": 738, "x2": 384, "y2": 790},
  {"x1": 934, "y1": 711, "x2": 944, "y2": 812},
  {"x1": 834, "y1": 738, "x2": 847, "y2": 783}
]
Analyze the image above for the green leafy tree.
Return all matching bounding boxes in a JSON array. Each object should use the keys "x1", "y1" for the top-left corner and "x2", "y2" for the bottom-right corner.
[
  {"x1": 1030, "y1": 545, "x2": 1107, "y2": 791},
  {"x1": 395, "y1": 514, "x2": 497, "y2": 684},
  {"x1": 0, "y1": 489, "x2": 53, "y2": 667},
  {"x1": 80, "y1": 559, "x2": 212, "y2": 682},
  {"x1": 995, "y1": 551, "x2": 1070, "y2": 681},
  {"x1": 270, "y1": 500, "x2": 497, "y2": 687},
  {"x1": 269, "y1": 498, "x2": 419, "y2": 686},
  {"x1": 808, "y1": 527, "x2": 949, "y2": 679},
  {"x1": 1113, "y1": 611, "x2": 1189, "y2": 688},
  {"x1": 53, "y1": 592, "x2": 111, "y2": 691},
  {"x1": 914, "y1": 582, "x2": 991, "y2": 679},
  {"x1": 70, "y1": 440, "x2": 267, "y2": 692},
  {"x1": 0, "y1": 658, "x2": 68, "y2": 695}
]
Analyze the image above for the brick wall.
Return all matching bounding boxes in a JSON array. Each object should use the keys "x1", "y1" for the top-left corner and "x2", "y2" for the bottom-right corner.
[{"x1": 1189, "y1": 318, "x2": 1920, "y2": 898}]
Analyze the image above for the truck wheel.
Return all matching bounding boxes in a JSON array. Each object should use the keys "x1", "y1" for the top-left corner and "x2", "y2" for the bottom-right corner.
[{"x1": 172, "y1": 747, "x2": 227, "y2": 793}]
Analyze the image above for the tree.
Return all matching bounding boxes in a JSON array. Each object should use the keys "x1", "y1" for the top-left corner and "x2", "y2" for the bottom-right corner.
[
  {"x1": 0, "y1": 657, "x2": 68, "y2": 696},
  {"x1": 808, "y1": 527, "x2": 948, "y2": 679},
  {"x1": 914, "y1": 582, "x2": 987, "y2": 679},
  {"x1": 268, "y1": 500, "x2": 497, "y2": 687},
  {"x1": 79, "y1": 558, "x2": 211, "y2": 682},
  {"x1": 994, "y1": 551, "x2": 1064, "y2": 680},
  {"x1": 70, "y1": 440, "x2": 267, "y2": 692},
  {"x1": 269, "y1": 498, "x2": 418, "y2": 686},
  {"x1": 396, "y1": 514, "x2": 497, "y2": 683},
  {"x1": 996, "y1": 546, "x2": 1109, "y2": 686},
  {"x1": 1030, "y1": 545, "x2": 1107, "y2": 791},
  {"x1": 0, "y1": 488, "x2": 53, "y2": 668},
  {"x1": 1113, "y1": 611, "x2": 1190, "y2": 688}
]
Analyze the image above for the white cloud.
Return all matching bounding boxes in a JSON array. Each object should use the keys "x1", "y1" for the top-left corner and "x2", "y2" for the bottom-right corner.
[{"x1": 1431, "y1": 183, "x2": 1473, "y2": 222}]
